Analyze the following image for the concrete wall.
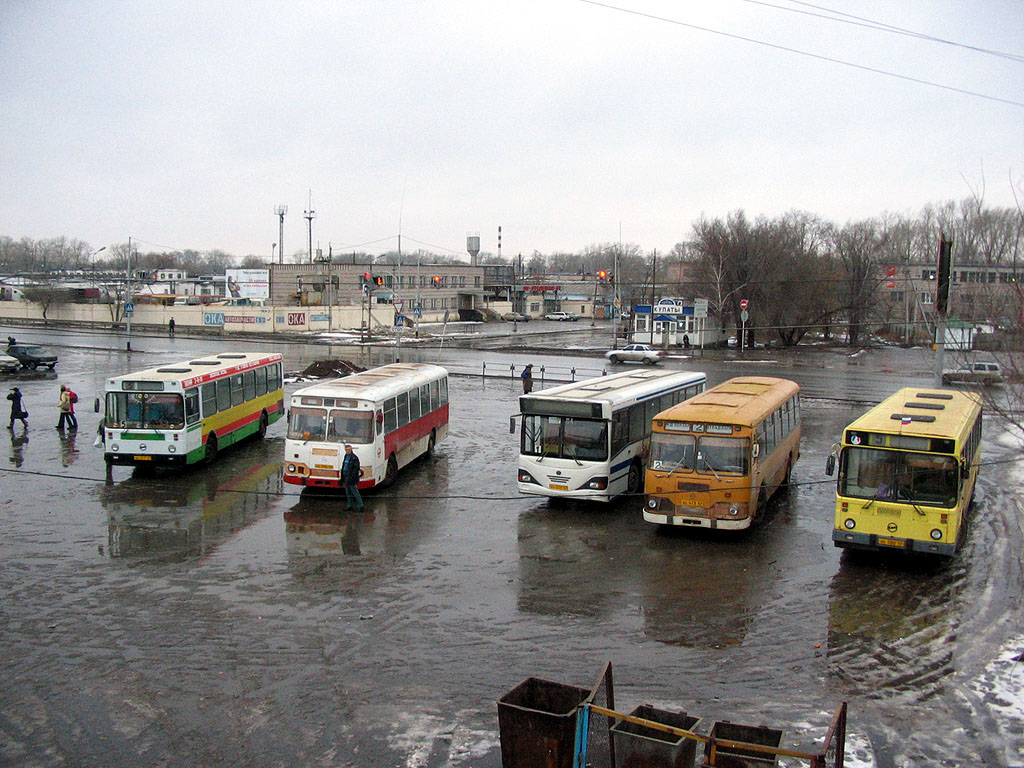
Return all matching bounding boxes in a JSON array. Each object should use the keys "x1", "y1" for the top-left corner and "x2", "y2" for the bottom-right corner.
[{"x1": 0, "y1": 300, "x2": 385, "y2": 333}]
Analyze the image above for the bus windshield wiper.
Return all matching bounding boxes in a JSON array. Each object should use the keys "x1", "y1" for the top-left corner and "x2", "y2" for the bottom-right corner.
[
  {"x1": 700, "y1": 455, "x2": 721, "y2": 481},
  {"x1": 567, "y1": 444, "x2": 582, "y2": 466}
]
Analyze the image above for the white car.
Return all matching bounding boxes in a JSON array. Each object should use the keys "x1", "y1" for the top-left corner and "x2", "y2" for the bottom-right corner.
[
  {"x1": 605, "y1": 344, "x2": 664, "y2": 365},
  {"x1": 942, "y1": 361, "x2": 1003, "y2": 385},
  {"x1": 0, "y1": 352, "x2": 19, "y2": 373},
  {"x1": 545, "y1": 311, "x2": 579, "y2": 322}
]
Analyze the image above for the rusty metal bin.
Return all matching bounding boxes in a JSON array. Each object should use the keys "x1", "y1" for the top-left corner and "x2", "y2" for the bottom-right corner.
[
  {"x1": 610, "y1": 704, "x2": 701, "y2": 768},
  {"x1": 705, "y1": 721, "x2": 784, "y2": 767},
  {"x1": 497, "y1": 676, "x2": 590, "y2": 768}
]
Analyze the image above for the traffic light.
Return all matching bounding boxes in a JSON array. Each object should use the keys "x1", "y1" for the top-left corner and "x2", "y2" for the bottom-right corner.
[
  {"x1": 362, "y1": 272, "x2": 373, "y2": 285},
  {"x1": 432, "y1": 275, "x2": 442, "y2": 288},
  {"x1": 373, "y1": 275, "x2": 384, "y2": 286},
  {"x1": 597, "y1": 270, "x2": 607, "y2": 281}
]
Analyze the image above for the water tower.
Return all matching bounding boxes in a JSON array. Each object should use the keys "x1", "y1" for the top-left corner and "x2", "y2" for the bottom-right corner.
[{"x1": 467, "y1": 233, "x2": 480, "y2": 266}]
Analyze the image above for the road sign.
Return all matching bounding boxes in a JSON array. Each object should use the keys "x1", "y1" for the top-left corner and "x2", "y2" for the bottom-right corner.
[
  {"x1": 741, "y1": 309, "x2": 749, "y2": 323},
  {"x1": 413, "y1": 306, "x2": 422, "y2": 318},
  {"x1": 739, "y1": 299, "x2": 748, "y2": 310},
  {"x1": 395, "y1": 301, "x2": 404, "y2": 314},
  {"x1": 394, "y1": 314, "x2": 405, "y2": 327},
  {"x1": 124, "y1": 302, "x2": 134, "y2": 315},
  {"x1": 693, "y1": 298, "x2": 709, "y2": 318}
]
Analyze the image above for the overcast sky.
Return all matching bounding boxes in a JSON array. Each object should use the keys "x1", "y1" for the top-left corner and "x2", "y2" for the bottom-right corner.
[{"x1": 1, "y1": 1, "x2": 1021, "y2": 261}]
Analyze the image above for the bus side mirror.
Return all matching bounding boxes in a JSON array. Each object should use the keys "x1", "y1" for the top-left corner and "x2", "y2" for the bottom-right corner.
[
  {"x1": 510, "y1": 415, "x2": 517, "y2": 434},
  {"x1": 751, "y1": 443, "x2": 760, "y2": 459},
  {"x1": 961, "y1": 462, "x2": 970, "y2": 479},
  {"x1": 825, "y1": 455, "x2": 836, "y2": 476}
]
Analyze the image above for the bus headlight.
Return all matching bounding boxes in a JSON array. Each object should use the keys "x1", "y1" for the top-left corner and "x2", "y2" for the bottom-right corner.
[
  {"x1": 647, "y1": 499, "x2": 658, "y2": 509},
  {"x1": 111, "y1": 443, "x2": 119, "y2": 452},
  {"x1": 518, "y1": 470, "x2": 539, "y2": 485},
  {"x1": 139, "y1": 444, "x2": 146, "y2": 451},
  {"x1": 930, "y1": 528, "x2": 943, "y2": 541},
  {"x1": 168, "y1": 445, "x2": 176, "y2": 453},
  {"x1": 287, "y1": 463, "x2": 297, "y2": 473},
  {"x1": 844, "y1": 518, "x2": 856, "y2": 530},
  {"x1": 728, "y1": 505, "x2": 739, "y2": 516},
  {"x1": 586, "y1": 477, "x2": 608, "y2": 490}
]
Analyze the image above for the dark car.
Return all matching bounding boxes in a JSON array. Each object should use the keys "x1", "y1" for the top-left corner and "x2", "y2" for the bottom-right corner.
[{"x1": 6, "y1": 343, "x2": 58, "y2": 370}]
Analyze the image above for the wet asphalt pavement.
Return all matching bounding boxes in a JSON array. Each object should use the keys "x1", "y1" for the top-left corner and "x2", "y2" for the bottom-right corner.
[{"x1": 1, "y1": 325, "x2": 1023, "y2": 767}]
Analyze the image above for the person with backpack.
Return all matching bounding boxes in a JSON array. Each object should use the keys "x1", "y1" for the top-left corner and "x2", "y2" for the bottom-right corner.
[
  {"x1": 66, "y1": 385, "x2": 79, "y2": 429},
  {"x1": 521, "y1": 364, "x2": 534, "y2": 394},
  {"x1": 57, "y1": 385, "x2": 75, "y2": 430}
]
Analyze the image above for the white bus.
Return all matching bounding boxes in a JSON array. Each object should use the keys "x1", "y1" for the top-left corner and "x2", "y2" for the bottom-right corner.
[
  {"x1": 284, "y1": 363, "x2": 449, "y2": 490},
  {"x1": 516, "y1": 369, "x2": 707, "y2": 502},
  {"x1": 104, "y1": 352, "x2": 284, "y2": 468}
]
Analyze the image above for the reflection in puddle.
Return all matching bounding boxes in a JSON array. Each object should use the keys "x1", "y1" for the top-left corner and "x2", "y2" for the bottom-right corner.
[{"x1": 101, "y1": 451, "x2": 282, "y2": 560}]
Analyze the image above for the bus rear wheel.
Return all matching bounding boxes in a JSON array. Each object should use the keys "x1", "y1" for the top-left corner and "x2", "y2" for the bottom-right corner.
[
  {"x1": 384, "y1": 454, "x2": 398, "y2": 486},
  {"x1": 205, "y1": 434, "x2": 218, "y2": 464}
]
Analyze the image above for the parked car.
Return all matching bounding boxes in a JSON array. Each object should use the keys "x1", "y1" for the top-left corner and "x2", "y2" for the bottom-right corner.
[
  {"x1": 5, "y1": 343, "x2": 58, "y2": 370},
  {"x1": 941, "y1": 361, "x2": 1003, "y2": 385},
  {"x1": 605, "y1": 344, "x2": 664, "y2": 365},
  {"x1": 545, "y1": 311, "x2": 579, "y2": 322},
  {"x1": 502, "y1": 312, "x2": 530, "y2": 322},
  {"x1": 0, "y1": 352, "x2": 20, "y2": 373}
]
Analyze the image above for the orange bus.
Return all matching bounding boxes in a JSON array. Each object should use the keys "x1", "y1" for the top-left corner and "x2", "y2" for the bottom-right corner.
[{"x1": 643, "y1": 377, "x2": 801, "y2": 530}]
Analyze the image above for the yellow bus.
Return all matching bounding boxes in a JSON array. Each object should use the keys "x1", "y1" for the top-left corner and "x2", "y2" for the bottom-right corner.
[
  {"x1": 828, "y1": 387, "x2": 982, "y2": 556},
  {"x1": 103, "y1": 352, "x2": 284, "y2": 468},
  {"x1": 643, "y1": 377, "x2": 801, "y2": 530}
]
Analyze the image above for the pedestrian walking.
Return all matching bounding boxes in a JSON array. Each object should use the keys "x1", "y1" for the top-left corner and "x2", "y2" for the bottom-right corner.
[
  {"x1": 56, "y1": 385, "x2": 73, "y2": 430},
  {"x1": 168, "y1": 317, "x2": 176, "y2": 336},
  {"x1": 7, "y1": 387, "x2": 28, "y2": 428},
  {"x1": 521, "y1": 363, "x2": 534, "y2": 394},
  {"x1": 342, "y1": 444, "x2": 365, "y2": 511},
  {"x1": 65, "y1": 385, "x2": 79, "y2": 429}
]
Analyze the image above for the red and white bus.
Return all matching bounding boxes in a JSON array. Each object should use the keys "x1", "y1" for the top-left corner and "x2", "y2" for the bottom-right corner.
[{"x1": 284, "y1": 363, "x2": 449, "y2": 490}]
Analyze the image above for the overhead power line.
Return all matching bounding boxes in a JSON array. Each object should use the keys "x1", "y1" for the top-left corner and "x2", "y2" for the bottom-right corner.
[
  {"x1": 576, "y1": 0, "x2": 1024, "y2": 108},
  {"x1": 744, "y1": 0, "x2": 1024, "y2": 63}
]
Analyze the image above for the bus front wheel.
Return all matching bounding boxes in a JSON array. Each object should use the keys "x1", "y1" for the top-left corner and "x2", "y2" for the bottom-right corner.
[
  {"x1": 384, "y1": 454, "x2": 398, "y2": 486},
  {"x1": 754, "y1": 484, "x2": 768, "y2": 523},
  {"x1": 627, "y1": 461, "x2": 642, "y2": 495}
]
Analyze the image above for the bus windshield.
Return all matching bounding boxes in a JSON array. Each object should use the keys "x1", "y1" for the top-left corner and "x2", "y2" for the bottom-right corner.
[
  {"x1": 522, "y1": 415, "x2": 608, "y2": 461},
  {"x1": 288, "y1": 407, "x2": 326, "y2": 441},
  {"x1": 650, "y1": 434, "x2": 695, "y2": 472},
  {"x1": 327, "y1": 409, "x2": 374, "y2": 444},
  {"x1": 106, "y1": 392, "x2": 185, "y2": 429},
  {"x1": 840, "y1": 447, "x2": 959, "y2": 507},
  {"x1": 651, "y1": 434, "x2": 748, "y2": 474},
  {"x1": 697, "y1": 436, "x2": 749, "y2": 475}
]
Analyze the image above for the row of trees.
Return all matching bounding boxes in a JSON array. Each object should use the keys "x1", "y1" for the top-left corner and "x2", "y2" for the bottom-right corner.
[{"x1": 3, "y1": 198, "x2": 1021, "y2": 347}]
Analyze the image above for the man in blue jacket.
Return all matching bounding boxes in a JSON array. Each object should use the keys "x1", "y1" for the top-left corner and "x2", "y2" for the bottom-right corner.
[{"x1": 342, "y1": 444, "x2": 364, "y2": 511}]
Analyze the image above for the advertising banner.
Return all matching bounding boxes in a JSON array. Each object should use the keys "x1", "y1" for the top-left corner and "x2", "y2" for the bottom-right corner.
[{"x1": 225, "y1": 269, "x2": 270, "y2": 299}]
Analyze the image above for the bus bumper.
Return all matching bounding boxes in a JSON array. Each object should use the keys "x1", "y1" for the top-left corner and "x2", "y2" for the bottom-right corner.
[
  {"x1": 284, "y1": 475, "x2": 377, "y2": 490},
  {"x1": 517, "y1": 483, "x2": 611, "y2": 502},
  {"x1": 105, "y1": 452, "x2": 188, "y2": 467},
  {"x1": 831, "y1": 530, "x2": 956, "y2": 556},
  {"x1": 643, "y1": 510, "x2": 750, "y2": 530}
]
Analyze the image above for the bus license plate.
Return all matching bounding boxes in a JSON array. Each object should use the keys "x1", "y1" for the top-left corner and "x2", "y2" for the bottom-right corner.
[
  {"x1": 549, "y1": 483, "x2": 568, "y2": 491},
  {"x1": 134, "y1": 455, "x2": 152, "y2": 461},
  {"x1": 877, "y1": 537, "x2": 905, "y2": 548}
]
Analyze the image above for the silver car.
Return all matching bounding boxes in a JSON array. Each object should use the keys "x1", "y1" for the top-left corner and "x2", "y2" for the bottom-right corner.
[{"x1": 605, "y1": 344, "x2": 664, "y2": 365}]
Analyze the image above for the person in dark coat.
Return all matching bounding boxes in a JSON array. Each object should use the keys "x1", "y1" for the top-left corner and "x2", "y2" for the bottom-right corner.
[
  {"x1": 7, "y1": 387, "x2": 28, "y2": 428},
  {"x1": 521, "y1": 364, "x2": 534, "y2": 394},
  {"x1": 342, "y1": 444, "x2": 364, "y2": 511}
]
